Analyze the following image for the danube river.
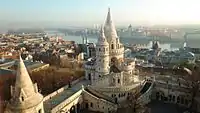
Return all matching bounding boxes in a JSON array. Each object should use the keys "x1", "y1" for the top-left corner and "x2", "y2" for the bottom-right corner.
[{"x1": 46, "y1": 31, "x2": 180, "y2": 51}]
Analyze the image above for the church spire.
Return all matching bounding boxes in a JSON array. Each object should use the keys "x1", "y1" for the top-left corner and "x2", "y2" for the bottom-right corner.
[
  {"x1": 97, "y1": 25, "x2": 109, "y2": 45},
  {"x1": 6, "y1": 55, "x2": 44, "y2": 113},
  {"x1": 15, "y1": 55, "x2": 35, "y2": 95},
  {"x1": 105, "y1": 7, "x2": 112, "y2": 25},
  {"x1": 104, "y1": 8, "x2": 118, "y2": 40}
]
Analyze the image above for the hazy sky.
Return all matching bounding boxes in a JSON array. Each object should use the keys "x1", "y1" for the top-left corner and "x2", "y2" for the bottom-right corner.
[{"x1": 1, "y1": 0, "x2": 200, "y2": 28}]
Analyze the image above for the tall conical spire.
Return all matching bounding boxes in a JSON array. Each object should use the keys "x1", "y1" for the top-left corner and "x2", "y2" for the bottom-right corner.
[
  {"x1": 105, "y1": 7, "x2": 112, "y2": 24},
  {"x1": 15, "y1": 55, "x2": 35, "y2": 95},
  {"x1": 6, "y1": 55, "x2": 44, "y2": 112},
  {"x1": 104, "y1": 8, "x2": 118, "y2": 40}
]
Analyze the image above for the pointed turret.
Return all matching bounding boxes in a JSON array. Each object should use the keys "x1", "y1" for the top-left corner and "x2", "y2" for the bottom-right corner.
[
  {"x1": 97, "y1": 26, "x2": 109, "y2": 45},
  {"x1": 104, "y1": 8, "x2": 118, "y2": 41},
  {"x1": 15, "y1": 56, "x2": 35, "y2": 95},
  {"x1": 6, "y1": 55, "x2": 44, "y2": 113}
]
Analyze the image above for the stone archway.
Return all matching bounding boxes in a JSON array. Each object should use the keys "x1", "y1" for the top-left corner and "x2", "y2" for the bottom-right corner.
[
  {"x1": 172, "y1": 95, "x2": 176, "y2": 102},
  {"x1": 156, "y1": 92, "x2": 160, "y2": 100},
  {"x1": 168, "y1": 94, "x2": 172, "y2": 102},
  {"x1": 70, "y1": 105, "x2": 76, "y2": 113},
  {"x1": 77, "y1": 103, "x2": 81, "y2": 113},
  {"x1": 160, "y1": 92, "x2": 164, "y2": 101},
  {"x1": 156, "y1": 91, "x2": 164, "y2": 101},
  {"x1": 85, "y1": 103, "x2": 89, "y2": 109},
  {"x1": 177, "y1": 96, "x2": 180, "y2": 103},
  {"x1": 181, "y1": 96, "x2": 184, "y2": 104},
  {"x1": 88, "y1": 73, "x2": 91, "y2": 80},
  {"x1": 115, "y1": 97, "x2": 118, "y2": 104}
]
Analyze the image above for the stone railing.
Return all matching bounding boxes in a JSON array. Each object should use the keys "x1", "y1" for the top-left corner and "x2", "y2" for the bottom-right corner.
[
  {"x1": 84, "y1": 91, "x2": 117, "y2": 107},
  {"x1": 43, "y1": 76, "x2": 84, "y2": 101},
  {"x1": 91, "y1": 81, "x2": 143, "y2": 92},
  {"x1": 137, "y1": 82, "x2": 153, "y2": 104},
  {"x1": 154, "y1": 82, "x2": 191, "y2": 93}
]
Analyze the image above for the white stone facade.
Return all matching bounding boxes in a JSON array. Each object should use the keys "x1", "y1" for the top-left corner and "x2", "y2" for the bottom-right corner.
[{"x1": 5, "y1": 56, "x2": 44, "y2": 113}]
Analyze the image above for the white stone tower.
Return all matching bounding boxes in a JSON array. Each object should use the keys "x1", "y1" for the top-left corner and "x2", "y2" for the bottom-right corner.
[
  {"x1": 104, "y1": 8, "x2": 124, "y2": 62},
  {"x1": 95, "y1": 26, "x2": 110, "y2": 78},
  {"x1": 5, "y1": 56, "x2": 44, "y2": 113}
]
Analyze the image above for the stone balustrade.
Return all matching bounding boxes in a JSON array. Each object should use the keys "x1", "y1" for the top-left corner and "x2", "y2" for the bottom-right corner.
[
  {"x1": 91, "y1": 82, "x2": 143, "y2": 92},
  {"x1": 137, "y1": 82, "x2": 153, "y2": 104}
]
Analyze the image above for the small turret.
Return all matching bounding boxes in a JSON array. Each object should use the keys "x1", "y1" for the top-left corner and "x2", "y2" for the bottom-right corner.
[
  {"x1": 97, "y1": 26, "x2": 109, "y2": 45},
  {"x1": 5, "y1": 55, "x2": 44, "y2": 113},
  {"x1": 95, "y1": 25, "x2": 110, "y2": 78}
]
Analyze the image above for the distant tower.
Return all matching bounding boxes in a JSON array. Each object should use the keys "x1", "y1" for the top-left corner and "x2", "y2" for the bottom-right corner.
[
  {"x1": 95, "y1": 26, "x2": 110, "y2": 79},
  {"x1": 104, "y1": 8, "x2": 124, "y2": 63},
  {"x1": 5, "y1": 56, "x2": 44, "y2": 113},
  {"x1": 81, "y1": 31, "x2": 85, "y2": 44},
  {"x1": 128, "y1": 24, "x2": 133, "y2": 36},
  {"x1": 85, "y1": 29, "x2": 88, "y2": 44}
]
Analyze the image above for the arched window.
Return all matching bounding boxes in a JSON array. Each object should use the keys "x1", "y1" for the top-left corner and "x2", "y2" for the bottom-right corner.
[
  {"x1": 38, "y1": 109, "x2": 42, "y2": 113},
  {"x1": 111, "y1": 44, "x2": 114, "y2": 49},
  {"x1": 21, "y1": 96, "x2": 24, "y2": 101},
  {"x1": 118, "y1": 79, "x2": 120, "y2": 83}
]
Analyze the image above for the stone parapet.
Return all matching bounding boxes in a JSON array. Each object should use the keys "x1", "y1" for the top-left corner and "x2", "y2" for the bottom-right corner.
[{"x1": 91, "y1": 82, "x2": 142, "y2": 92}]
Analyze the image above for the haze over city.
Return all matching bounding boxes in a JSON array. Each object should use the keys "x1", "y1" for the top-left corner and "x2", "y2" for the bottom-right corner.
[
  {"x1": 1, "y1": 0, "x2": 200, "y2": 29},
  {"x1": 2, "y1": 0, "x2": 200, "y2": 113}
]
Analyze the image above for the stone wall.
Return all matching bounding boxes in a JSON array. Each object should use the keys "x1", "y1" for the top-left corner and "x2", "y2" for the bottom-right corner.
[
  {"x1": 83, "y1": 90, "x2": 117, "y2": 113},
  {"x1": 152, "y1": 82, "x2": 192, "y2": 108}
]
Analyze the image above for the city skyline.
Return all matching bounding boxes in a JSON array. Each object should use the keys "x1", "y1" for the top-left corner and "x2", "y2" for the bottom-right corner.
[{"x1": 1, "y1": 0, "x2": 200, "y2": 28}]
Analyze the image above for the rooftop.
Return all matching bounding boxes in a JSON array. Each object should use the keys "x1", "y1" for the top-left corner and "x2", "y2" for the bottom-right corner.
[
  {"x1": 43, "y1": 80, "x2": 89, "y2": 113},
  {"x1": 0, "y1": 68, "x2": 15, "y2": 76}
]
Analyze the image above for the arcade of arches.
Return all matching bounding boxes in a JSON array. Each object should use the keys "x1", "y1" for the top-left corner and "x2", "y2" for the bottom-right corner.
[
  {"x1": 155, "y1": 91, "x2": 190, "y2": 107},
  {"x1": 66, "y1": 103, "x2": 81, "y2": 113}
]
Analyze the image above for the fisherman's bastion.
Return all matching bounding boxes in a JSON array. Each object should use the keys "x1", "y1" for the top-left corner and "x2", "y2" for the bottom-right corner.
[{"x1": 4, "y1": 8, "x2": 200, "y2": 113}]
